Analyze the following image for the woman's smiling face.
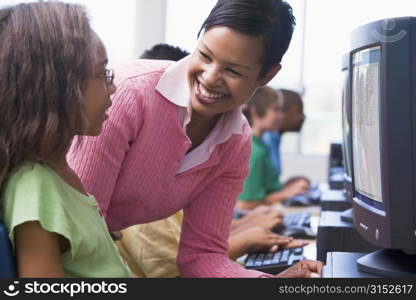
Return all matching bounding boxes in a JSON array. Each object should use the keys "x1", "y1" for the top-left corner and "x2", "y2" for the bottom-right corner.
[{"x1": 187, "y1": 26, "x2": 279, "y2": 119}]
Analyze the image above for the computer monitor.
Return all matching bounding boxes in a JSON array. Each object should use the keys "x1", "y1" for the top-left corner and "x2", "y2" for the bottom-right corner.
[
  {"x1": 350, "y1": 17, "x2": 416, "y2": 277},
  {"x1": 328, "y1": 142, "x2": 344, "y2": 190}
]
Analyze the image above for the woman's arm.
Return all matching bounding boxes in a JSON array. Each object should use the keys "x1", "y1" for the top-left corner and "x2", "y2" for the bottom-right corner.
[
  {"x1": 67, "y1": 80, "x2": 142, "y2": 220},
  {"x1": 177, "y1": 130, "x2": 274, "y2": 278},
  {"x1": 14, "y1": 221, "x2": 66, "y2": 277}
]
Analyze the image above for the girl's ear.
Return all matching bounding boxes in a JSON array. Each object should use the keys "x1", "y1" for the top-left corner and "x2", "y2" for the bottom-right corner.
[{"x1": 256, "y1": 64, "x2": 282, "y2": 87}]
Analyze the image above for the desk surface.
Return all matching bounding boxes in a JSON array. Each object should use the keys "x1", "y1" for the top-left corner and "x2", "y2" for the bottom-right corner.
[
  {"x1": 303, "y1": 216, "x2": 318, "y2": 260},
  {"x1": 322, "y1": 252, "x2": 381, "y2": 278},
  {"x1": 273, "y1": 203, "x2": 321, "y2": 218}
]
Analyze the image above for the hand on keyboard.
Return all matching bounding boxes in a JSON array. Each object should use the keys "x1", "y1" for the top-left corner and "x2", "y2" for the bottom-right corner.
[
  {"x1": 242, "y1": 227, "x2": 286, "y2": 254},
  {"x1": 234, "y1": 210, "x2": 284, "y2": 233},
  {"x1": 236, "y1": 227, "x2": 309, "y2": 255},
  {"x1": 273, "y1": 259, "x2": 323, "y2": 278},
  {"x1": 245, "y1": 247, "x2": 307, "y2": 274},
  {"x1": 284, "y1": 239, "x2": 309, "y2": 248}
]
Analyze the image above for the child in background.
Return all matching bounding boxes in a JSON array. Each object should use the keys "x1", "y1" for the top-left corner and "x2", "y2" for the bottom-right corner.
[
  {"x1": 237, "y1": 86, "x2": 309, "y2": 210},
  {"x1": 0, "y1": 2, "x2": 130, "y2": 277},
  {"x1": 262, "y1": 88, "x2": 310, "y2": 194}
]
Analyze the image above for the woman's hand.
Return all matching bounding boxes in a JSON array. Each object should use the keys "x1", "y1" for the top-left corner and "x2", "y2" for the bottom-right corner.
[{"x1": 273, "y1": 259, "x2": 323, "y2": 278}]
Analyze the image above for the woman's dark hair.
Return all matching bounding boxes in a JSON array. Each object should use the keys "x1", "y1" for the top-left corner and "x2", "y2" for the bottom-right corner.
[
  {"x1": 198, "y1": 0, "x2": 296, "y2": 77},
  {"x1": 0, "y1": 2, "x2": 96, "y2": 187},
  {"x1": 243, "y1": 86, "x2": 278, "y2": 125}
]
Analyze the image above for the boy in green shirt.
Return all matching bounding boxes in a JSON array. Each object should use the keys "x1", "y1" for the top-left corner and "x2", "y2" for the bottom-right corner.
[{"x1": 237, "y1": 86, "x2": 309, "y2": 210}]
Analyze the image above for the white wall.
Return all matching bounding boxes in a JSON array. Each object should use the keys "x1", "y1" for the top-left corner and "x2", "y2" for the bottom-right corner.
[
  {"x1": 165, "y1": 0, "x2": 217, "y2": 52},
  {"x1": 134, "y1": 0, "x2": 167, "y2": 59},
  {"x1": 65, "y1": 0, "x2": 167, "y2": 65},
  {"x1": 281, "y1": 154, "x2": 328, "y2": 184}
]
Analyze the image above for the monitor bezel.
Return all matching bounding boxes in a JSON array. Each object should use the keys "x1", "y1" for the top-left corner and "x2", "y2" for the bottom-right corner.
[{"x1": 341, "y1": 53, "x2": 354, "y2": 203}]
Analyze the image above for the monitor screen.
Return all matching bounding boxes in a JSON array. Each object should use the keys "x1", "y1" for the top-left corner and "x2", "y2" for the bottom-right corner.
[{"x1": 351, "y1": 46, "x2": 383, "y2": 204}]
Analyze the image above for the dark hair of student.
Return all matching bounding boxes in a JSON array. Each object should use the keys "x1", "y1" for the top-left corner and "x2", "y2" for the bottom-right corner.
[
  {"x1": 198, "y1": 0, "x2": 296, "y2": 77},
  {"x1": 0, "y1": 2, "x2": 95, "y2": 188},
  {"x1": 243, "y1": 86, "x2": 278, "y2": 125},
  {"x1": 279, "y1": 89, "x2": 302, "y2": 112},
  {"x1": 140, "y1": 43, "x2": 190, "y2": 61}
]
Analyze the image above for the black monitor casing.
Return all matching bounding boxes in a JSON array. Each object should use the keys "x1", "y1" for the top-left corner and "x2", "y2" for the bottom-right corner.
[
  {"x1": 341, "y1": 53, "x2": 354, "y2": 203},
  {"x1": 350, "y1": 17, "x2": 416, "y2": 251}
]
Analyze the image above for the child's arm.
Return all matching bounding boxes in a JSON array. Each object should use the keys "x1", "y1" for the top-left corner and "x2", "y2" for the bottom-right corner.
[
  {"x1": 14, "y1": 221, "x2": 66, "y2": 277},
  {"x1": 228, "y1": 227, "x2": 309, "y2": 261},
  {"x1": 230, "y1": 209, "x2": 283, "y2": 235},
  {"x1": 228, "y1": 227, "x2": 280, "y2": 260},
  {"x1": 264, "y1": 179, "x2": 309, "y2": 205}
]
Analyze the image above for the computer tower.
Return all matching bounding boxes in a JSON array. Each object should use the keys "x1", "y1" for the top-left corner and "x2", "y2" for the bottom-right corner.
[
  {"x1": 316, "y1": 211, "x2": 379, "y2": 263},
  {"x1": 319, "y1": 189, "x2": 351, "y2": 212}
]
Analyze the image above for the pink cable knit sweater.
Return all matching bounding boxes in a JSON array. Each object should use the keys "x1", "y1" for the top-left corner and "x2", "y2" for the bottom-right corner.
[{"x1": 68, "y1": 59, "x2": 272, "y2": 278}]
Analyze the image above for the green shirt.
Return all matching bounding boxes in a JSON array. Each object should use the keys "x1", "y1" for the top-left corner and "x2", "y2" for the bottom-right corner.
[
  {"x1": 238, "y1": 136, "x2": 282, "y2": 202},
  {"x1": 1, "y1": 163, "x2": 130, "y2": 278}
]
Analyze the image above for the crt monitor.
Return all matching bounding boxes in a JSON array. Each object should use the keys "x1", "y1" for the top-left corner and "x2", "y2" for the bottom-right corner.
[{"x1": 350, "y1": 17, "x2": 416, "y2": 277}]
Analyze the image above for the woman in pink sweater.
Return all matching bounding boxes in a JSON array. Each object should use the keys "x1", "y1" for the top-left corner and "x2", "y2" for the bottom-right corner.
[{"x1": 68, "y1": 0, "x2": 322, "y2": 278}]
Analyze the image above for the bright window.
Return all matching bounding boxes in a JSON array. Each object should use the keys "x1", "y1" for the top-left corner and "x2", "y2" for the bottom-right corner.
[{"x1": 166, "y1": 0, "x2": 416, "y2": 156}]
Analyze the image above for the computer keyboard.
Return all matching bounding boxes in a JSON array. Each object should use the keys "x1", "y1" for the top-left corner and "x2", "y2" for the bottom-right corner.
[
  {"x1": 284, "y1": 211, "x2": 312, "y2": 227},
  {"x1": 273, "y1": 212, "x2": 317, "y2": 239},
  {"x1": 244, "y1": 247, "x2": 305, "y2": 274},
  {"x1": 283, "y1": 184, "x2": 322, "y2": 206},
  {"x1": 307, "y1": 185, "x2": 322, "y2": 204}
]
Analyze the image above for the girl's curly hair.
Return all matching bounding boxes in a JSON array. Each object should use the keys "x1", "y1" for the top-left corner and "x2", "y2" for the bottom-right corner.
[{"x1": 0, "y1": 1, "x2": 96, "y2": 188}]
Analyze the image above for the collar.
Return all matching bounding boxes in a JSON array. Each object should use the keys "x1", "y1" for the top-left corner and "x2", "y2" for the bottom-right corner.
[{"x1": 155, "y1": 56, "x2": 190, "y2": 108}]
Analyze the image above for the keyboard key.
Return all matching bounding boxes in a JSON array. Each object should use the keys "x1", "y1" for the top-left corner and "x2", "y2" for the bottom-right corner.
[
  {"x1": 271, "y1": 251, "x2": 282, "y2": 264},
  {"x1": 245, "y1": 254, "x2": 257, "y2": 267},
  {"x1": 293, "y1": 247, "x2": 304, "y2": 255},
  {"x1": 254, "y1": 254, "x2": 265, "y2": 267},
  {"x1": 279, "y1": 250, "x2": 290, "y2": 264},
  {"x1": 263, "y1": 253, "x2": 275, "y2": 265}
]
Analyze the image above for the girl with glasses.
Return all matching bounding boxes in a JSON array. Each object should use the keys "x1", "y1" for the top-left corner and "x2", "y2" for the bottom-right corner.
[{"x1": 0, "y1": 2, "x2": 129, "y2": 277}]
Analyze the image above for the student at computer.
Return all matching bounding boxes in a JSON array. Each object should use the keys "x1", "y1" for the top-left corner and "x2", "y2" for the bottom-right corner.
[
  {"x1": 0, "y1": 2, "x2": 130, "y2": 277},
  {"x1": 236, "y1": 86, "x2": 309, "y2": 210},
  {"x1": 262, "y1": 88, "x2": 310, "y2": 191},
  {"x1": 68, "y1": 0, "x2": 323, "y2": 278}
]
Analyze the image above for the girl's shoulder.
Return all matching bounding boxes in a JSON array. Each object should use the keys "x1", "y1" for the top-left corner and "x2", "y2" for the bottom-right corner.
[
  {"x1": 6, "y1": 162, "x2": 55, "y2": 189},
  {"x1": 2, "y1": 162, "x2": 85, "y2": 208}
]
